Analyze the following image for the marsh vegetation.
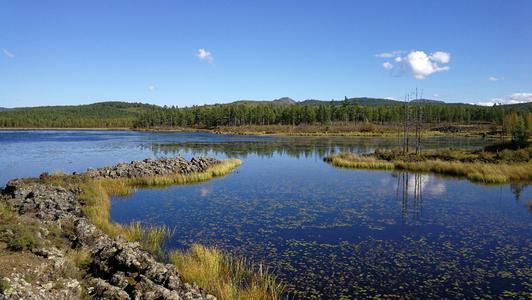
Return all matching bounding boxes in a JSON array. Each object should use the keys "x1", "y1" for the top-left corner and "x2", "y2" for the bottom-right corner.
[{"x1": 325, "y1": 146, "x2": 532, "y2": 183}]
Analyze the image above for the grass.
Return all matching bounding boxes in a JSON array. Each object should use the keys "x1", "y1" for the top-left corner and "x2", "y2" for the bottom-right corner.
[
  {"x1": 0, "y1": 201, "x2": 42, "y2": 251},
  {"x1": 324, "y1": 153, "x2": 395, "y2": 170},
  {"x1": 0, "y1": 276, "x2": 10, "y2": 293},
  {"x1": 170, "y1": 122, "x2": 500, "y2": 138},
  {"x1": 325, "y1": 149, "x2": 532, "y2": 184},
  {"x1": 170, "y1": 244, "x2": 284, "y2": 300}
]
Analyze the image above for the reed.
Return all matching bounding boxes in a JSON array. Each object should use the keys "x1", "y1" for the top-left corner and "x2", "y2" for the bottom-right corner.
[
  {"x1": 170, "y1": 244, "x2": 284, "y2": 300},
  {"x1": 325, "y1": 153, "x2": 394, "y2": 170},
  {"x1": 326, "y1": 153, "x2": 532, "y2": 184}
]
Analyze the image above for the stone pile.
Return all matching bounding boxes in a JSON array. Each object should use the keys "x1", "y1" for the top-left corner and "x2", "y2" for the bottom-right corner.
[{"x1": 85, "y1": 157, "x2": 220, "y2": 179}]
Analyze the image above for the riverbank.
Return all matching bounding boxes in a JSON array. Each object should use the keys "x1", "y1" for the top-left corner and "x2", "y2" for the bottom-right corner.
[
  {"x1": 1, "y1": 123, "x2": 502, "y2": 138},
  {"x1": 0, "y1": 156, "x2": 282, "y2": 299},
  {"x1": 325, "y1": 147, "x2": 532, "y2": 184}
]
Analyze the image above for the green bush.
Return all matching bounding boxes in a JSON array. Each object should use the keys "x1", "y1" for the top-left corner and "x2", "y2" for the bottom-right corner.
[
  {"x1": 0, "y1": 223, "x2": 41, "y2": 251},
  {"x1": 0, "y1": 277, "x2": 11, "y2": 293}
]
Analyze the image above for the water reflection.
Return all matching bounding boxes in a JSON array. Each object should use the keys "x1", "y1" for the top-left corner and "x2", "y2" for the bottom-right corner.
[
  {"x1": 146, "y1": 135, "x2": 492, "y2": 160},
  {"x1": 394, "y1": 172, "x2": 424, "y2": 225},
  {"x1": 510, "y1": 182, "x2": 528, "y2": 202}
]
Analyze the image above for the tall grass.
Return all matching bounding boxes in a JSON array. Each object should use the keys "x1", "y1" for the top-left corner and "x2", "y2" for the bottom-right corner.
[
  {"x1": 326, "y1": 153, "x2": 532, "y2": 184},
  {"x1": 170, "y1": 244, "x2": 284, "y2": 300},
  {"x1": 325, "y1": 153, "x2": 394, "y2": 170}
]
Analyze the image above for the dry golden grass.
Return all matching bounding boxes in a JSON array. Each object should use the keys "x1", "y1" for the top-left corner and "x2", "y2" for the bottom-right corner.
[
  {"x1": 170, "y1": 244, "x2": 283, "y2": 300},
  {"x1": 326, "y1": 153, "x2": 532, "y2": 184},
  {"x1": 325, "y1": 153, "x2": 395, "y2": 170}
]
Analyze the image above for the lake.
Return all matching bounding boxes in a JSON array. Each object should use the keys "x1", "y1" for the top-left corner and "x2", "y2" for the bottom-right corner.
[{"x1": 0, "y1": 130, "x2": 530, "y2": 298}]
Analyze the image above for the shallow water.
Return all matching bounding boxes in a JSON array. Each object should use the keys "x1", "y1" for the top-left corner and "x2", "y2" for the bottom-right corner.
[{"x1": 1, "y1": 131, "x2": 530, "y2": 298}]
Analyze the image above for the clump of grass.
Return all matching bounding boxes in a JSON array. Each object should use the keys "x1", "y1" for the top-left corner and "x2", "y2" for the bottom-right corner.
[
  {"x1": 66, "y1": 248, "x2": 92, "y2": 270},
  {"x1": 325, "y1": 153, "x2": 394, "y2": 170},
  {"x1": 0, "y1": 276, "x2": 11, "y2": 293},
  {"x1": 170, "y1": 244, "x2": 284, "y2": 300},
  {"x1": 0, "y1": 201, "x2": 42, "y2": 251},
  {"x1": 325, "y1": 152, "x2": 532, "y2": 184},
  {"x1": 120, "y1": 222, "x2": 173, "y2": 258}
]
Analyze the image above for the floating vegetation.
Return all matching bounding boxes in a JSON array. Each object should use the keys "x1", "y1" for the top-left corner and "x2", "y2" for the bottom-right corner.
[
  {"x1": 325, "y1": 150, "x2": 532, "y2": 184},
  {"x1": 170, "y1": 244, "x2": 284, "y2": 300}
]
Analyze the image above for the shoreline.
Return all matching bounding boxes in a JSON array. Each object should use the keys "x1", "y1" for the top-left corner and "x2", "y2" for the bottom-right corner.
[{"x1": 0, "y1": 126, "x2": 503, "y2": 139}]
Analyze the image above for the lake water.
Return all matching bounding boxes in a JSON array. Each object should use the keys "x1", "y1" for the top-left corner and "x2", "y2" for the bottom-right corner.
[{"x1": 1, "y1": 130, "x2": 530, "y2": 298}]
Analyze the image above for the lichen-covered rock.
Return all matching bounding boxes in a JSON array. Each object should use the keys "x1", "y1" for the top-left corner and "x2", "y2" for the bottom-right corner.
[
  {"x1": 3, "y1": 180, "x2": 82, "y2": 221},
  {"x1": 85, "y1": 157, "x2": 220, "y2": 179}
]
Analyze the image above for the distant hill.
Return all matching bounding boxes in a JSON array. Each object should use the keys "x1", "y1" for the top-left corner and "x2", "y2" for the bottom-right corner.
[
  {"x1": 232, "y1": 97, "x2": 296, "y2": 106},
  {"x1": 0, "y1": 107, "x2": 9, "y2": 112},
  {"x1": 301, "y1": 97, "x2": 404, "y2": 106},
  {"x1": 410, "y1": 99, "x2": 446, "y2": 105},
  {"x1": 0, "y1": 101, "x2": 157, "y2": 128}
]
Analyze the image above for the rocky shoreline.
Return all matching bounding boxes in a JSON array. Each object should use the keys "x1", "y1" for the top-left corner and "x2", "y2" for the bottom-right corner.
[{"x1": 0, "y1": 157, "x2": 222, "y2": 299}]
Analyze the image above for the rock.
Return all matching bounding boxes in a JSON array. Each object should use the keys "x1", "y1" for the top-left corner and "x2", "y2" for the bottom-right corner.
[
  {"x1": 90, "y1": 278, "x2": 130, "y2": 300},
  {"x1": 85, "y1": 156, "x2": 220, "y2": 179}
]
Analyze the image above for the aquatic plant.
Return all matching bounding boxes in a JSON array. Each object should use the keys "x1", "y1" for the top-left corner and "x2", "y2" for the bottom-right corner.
[{"x1": 170, "y1": 244, "x2": 284, "y2": 300}]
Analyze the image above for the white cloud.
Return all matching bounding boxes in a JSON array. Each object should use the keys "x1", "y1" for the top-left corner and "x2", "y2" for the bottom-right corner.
[
  {"x1": 488, "y1": 76, "x2": 503, "y2": 81},
  {"x1": 382, "y1": 62, "x2": 394, "y2": 70},
  {"x1": 475, "y1": 92, "x2": 532, "y2": 106},
  {"x1": 406, "y1": 51, "x2": 450, "y2": 79},
  {"x1": 200, "y1": 186, "x2": 211, "y2": 197},
  {"x1": 429, "y1": 51, "x2": 450, "y2": 64},
  {"x1": 375, "y1": 50, "x2": 404, "y2": 58},
  {"x1": 376, "y1": 50, "x2": 451, "y2": 79},
  {"x1": 2, "y1": 48, "x2": 15, "y2": 59},
  {"x1": 148, "y1": 85, "x2": 156, "y2": 91},
  {"x1": 406, "y1": 174, "x2": 446, "y2": 196},
  {"x1": 197, "y1": 48, "x2": 214, "y2": 63}
]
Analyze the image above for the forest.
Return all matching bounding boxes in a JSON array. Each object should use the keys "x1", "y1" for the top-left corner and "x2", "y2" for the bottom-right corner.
[
  {"x1": 0, "y1": 102, "x2": 156, "y2": 128},
  {"x1": 132, "y1": 99, "x2": 531, "y2": 130}
]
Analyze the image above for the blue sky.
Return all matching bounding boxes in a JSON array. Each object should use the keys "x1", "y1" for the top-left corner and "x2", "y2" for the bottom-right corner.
[{"x1": 1, "y1": 0, "x2": 531, "y2": 107}]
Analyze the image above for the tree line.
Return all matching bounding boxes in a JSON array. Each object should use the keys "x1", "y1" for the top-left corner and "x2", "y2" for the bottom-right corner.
[
  {"x1": 0, "y1": 102, "x2": 153, "y2": 128},
  {"x1": 133, "y1": 101, "x2": 531, "y2": 129},
  {"x1": 1, "y1": 101, "x2": 530, "y2": 133}
]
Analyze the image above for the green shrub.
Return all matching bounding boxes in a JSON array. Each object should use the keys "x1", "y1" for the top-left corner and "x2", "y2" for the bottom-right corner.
[
  {"x1": 0, "y1": 223, "x2": 41, "y2": 251},
  {"x1": 0, "y1": 277, "x2": 11, "y2": 293}
]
